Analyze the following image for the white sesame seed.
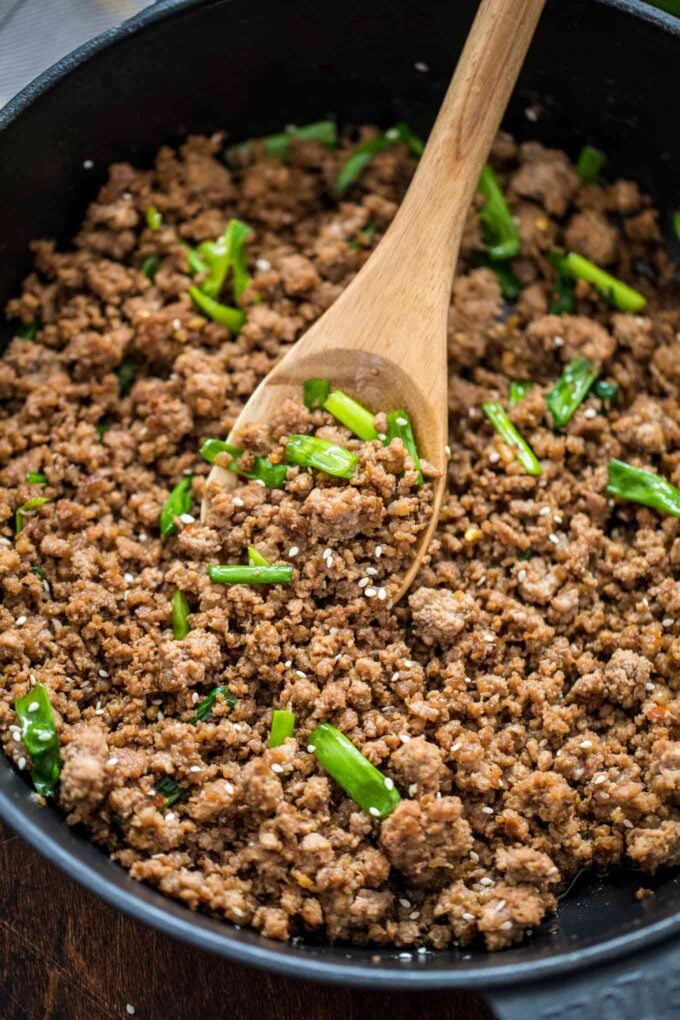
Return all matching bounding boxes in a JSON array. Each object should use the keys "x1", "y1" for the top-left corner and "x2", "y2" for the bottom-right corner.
[
  {"x1": 548, "y1": 533, "x2": 560, "y2": 545},
  {"x1": 554, "y1": 513, "x2": 563, "y2": 524},
  {"x1": 500, "y1": 921, "x2": 513, "y2": 930},
  {"x1": 662, "y1": 617, "x2": 673, "y2": 628},
  {"x1": 462, "y1": 912, "x2": 475, "y2": 921},
  {"x1": 399, "y1": 898, "x2": 411, "y2": 908},
  {"x1": 623, "y1": 818, "x2": 634, "y2": 829},
  {"x1": 518, "y1": 569, "x2": 527, "y2": 581},
  {"x1": 414, "y1": 60, "x2": 429, "y2": 72},
  {"x1": 288, "y1": 546, "x2": 299, "y2": 557},
  {"x1": 0, "y1": 537, "x2": 10, "y2": 546},
  {"x1": 18, "y1": 756, "x2": 26, "y2": 770},
  {"x1": 37, "y1": 731, "x2": 52, "y2": 742},
  {"x1": 384, "y1": 777, "x2": 395, "y2": 790},
  {"x1": 123, "y1": 572, "x2": 135, "y2": 583},
  {"x1": 479, "y1": 877, "x2": 494, "y2": 886},
  {"x1": 444, "y1": 444, "x2": 451, "y2": 457},
  {"x1": 126, "y1": 1005, "x2": 136, "y2": 1016},
  {"x1": 494, "y1": 899, "x2": 507, "y2": 913},
  {"x1": 179, "y1": 513, "x2": 195, "y2": 525},
  {"x1": 553, "y1": 335, "x2": 564, "y2": 347},
  {"x1": 358, "y1": 577, "x2": 370, "y2": 588},
  {"x1": 122, "y1": 192, "x2": 133, "y2": 201},
  {"x1": 584, "y1": 407, "x2": 597, "y2": 419},
  {"x1": 395, "y1": 416, "x2": 408, "y2": 427},
  {"x1": 326, "y1": 556, "x2": 334, "y2": 568},
  {"x1": 408, "y1": 783, "x2": 417, "y2": 797},
  {"x1": 255, "y1": 478, "x2": 266, "y2": 487},
  {"x1": 470, "y1": 851, "x2": 479, "y2": 863},
  {"x1": 593, "y1": 773, "x2": 607, "y2": 785},
  {"x1": 404, "y1": 660, "x2": 415, "y2": 668},
  {"x1": 295, "y1": 670, "x2": 306, "y2": 678},
  {"x1": 377, "y1": 588, "x2": 387, "y2": 601},
  {"x1": 139, "y1": 533, "x2": 147, "y2": 541},
  {"x1": 165, "y1": 812, "x2": 176, "y2": 822},
  {"x1": 481, "y1": 806, "x2": 494, "y2": 815},
  {"x1": 83, "y1": 159, "x2": 94, "y2": 169},
  {"x1": 27, "y1": 701, "x2": 39, "y2": 713},
  {"x1": 285, "y1": 660, "x2": 292, "y2": 668},
  {"x1": 225, "y1": 782, "x2": 234, "y2": 794},
  {"x1": 233, "y1": 497, "x2": 244, "y2": 507},
  {"x1": 189, "y1": 765, "x2": 202, "y2": 772},
  {"x1": 477, "y1": 575, "x2": 486, "y2": 586},
  {"x1": 484, "y1": 633, "x2": 495, "y2": 643},
  {"x1": 307, "y1": 745, "x2": 316, "y2": 754},
  {"x1": 539, "y1": 506, "x2": 551, "y2": 516},
  {"x1": 271, "y1": 763, "x2": 283, "y2": 774},
  {"x1": 106, "y1": 757, "x2": 119, "y2": 766},
  {"x1": 378, "y1": 432, "x2": 387, "y2": 441},
  {"x1": 418, "y1": 946, "x2": 427, "y2": 955},
  {"x1": 10, "y1": 728, "x2": 20, "y2": 742},
  {"x1": 488, "y1": 451, "x2": 500, "y2": 464},
  {"x1": 451, "y1": 742, "x2": 461, "y2": 752},
  {"x1": 579, "y1": 740, "x2": 593, "y2": 749},
  {"x1": 172, "y1": 318, "x2": 182, "y2": 330},
  {"x1": 409, "y1": 910, "x2": 420, "y2": 920},
  {"x1": 15, "y1": 616, "x2": 27, "y2": 627},
  {"x1": 191, "y1": 692, "x2": 199, "y2": 704},
  {"x1": 98, "y1": 669, "x2": 109, "y2": 678},
  {"x1": 390, "y1": 672, "x2": 400, "y2": 683},
  {"x1": 256, "y1": 258, "x2": 271, "y2": 271},
  {"x1": 399, "y1": 952, "x2": 412, "y2": 960},
  {"x1": 374, "y1": 545, "x2": 382, "y2": 558},
  {"x1": 400, "y1": 734, "x2": 411, "y2": 744},
  {"x1": 157, "y1": 711, "x2": 164, "y2": 721},
  {"x1": 645, "y1": 683, "x2": 655, "y2": 692},
  {"x1": 368, "y1": 806, "x2": 380, "y2": 817},
  {"x1": 365, "y1": 566, "x2": 378, "y2": 576},
  {"x1": 364, "y1": 587, "x2": 377, "y2": 598},
  {"x1": 322, "y1": 547, "x2": 332, "y2": 559}
]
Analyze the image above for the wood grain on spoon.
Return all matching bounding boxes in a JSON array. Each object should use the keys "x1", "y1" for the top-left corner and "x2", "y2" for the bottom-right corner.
[{"x1": 203, "y1": 0, "x2": 546, "y2": 598}]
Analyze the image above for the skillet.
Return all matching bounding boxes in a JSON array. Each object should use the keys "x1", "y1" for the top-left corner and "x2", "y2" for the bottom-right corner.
[{"x1": 0, "y1": 2, "x2": 678, "y2": 1016}]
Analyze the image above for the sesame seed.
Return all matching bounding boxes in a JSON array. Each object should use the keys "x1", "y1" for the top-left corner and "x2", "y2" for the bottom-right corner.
[
  {"x1": 157, "y1": 711, "x2": 164, "y2": 721},
  {"x1": 584, "y1": 407, "x2": 597, "y2": 419},
  {"x1": 271, "y1": 763, "x2": 283, "y2": 774},
  {"x1": 395, "y1": 416, "x2": 408, "y2": 427},
  {"x1": 15, "y1": 616, "x2": 27, "y2": 627},
  {"x1": 364, "y1": 587, "x2": 377, "y2": 598},
  {"x1": 539, "y1": 506, "x2": 551, "y2": 516},
  {"x1": 126, "y1": 1005, "x2": 136, "y2": 1016},
  {"x1": 548, "y1": 533, "x2": 560, "y2": 545},
  {"x1": 384, "y1": 777, "x2": 394, "y2": 790},
  {"x1": 579, "y1": 740, "x2": 593, "y2": 749},
  {"x1": 479, "y1": 877, "x2": 494, "y2": 886},
  {"x1": 481, "y1": 806, "x2": 494, "y2": 815},
  {"x1": 462, "y1": 912, "x2": 475, "y2": 921},
  {"x1": 414, "y1": 60, "x2": 429, "y2": 71},
  {"x1": 374, "y1": 545, "x2": 382, "y2": 558},
  {"x1": 390, "y1": 672, "x2": 400, "y2": 682},
  {"x1": 106, "y1": 757, "x2": 119, "y2": 766},
  {"x1": 254, "y1": 478, "x2": 266, "y2": 487},
  {"x1": 451, "y1": 743, "x2": 461, "y2": 752},
  {"x1": 179, "y1": 513, "x2": 195, "y2": 524},
  {"x1": 444, "y1": 444, "x2": 451, "y2": 457},
  {"x1": 404, "y1": 660, "x2": 415, "y2": 668},
  {"x1": 500, "y1": 920, "x2": 513, "y2": 930},
  {"x1": 378, "y1": 432, "x2": 387, "y2": 441},
  {"x1": 225, "y1": 782, "x2": 234, "y2": 794},
  {"x1": 10, "y1": 728, "x2": 20, "y2": 742},
  {"x1": 623, "y1": 818, "x2": 634, "y2": 829},
  {"x1": 409, "y1": 911, "x2": 420, "y2": 920},
  {"x1": 83, "y1": 159, "x2": 94, "y2": 169},
  {"x1": 288, "y1": 546, "x2": 299, "y2": 557},
  {"x1": 377, "y1": 588, "x2": 387, "y2": 600},
  {"x1": 98, "y1": 669, "x2": 109, "y2": 678},
  {"x1": 400, "y1": 733, "x2": 411, "y2": 744},
  {"x1": 359, "y1": 578, "x2": 371, "y2": 589},
  {"x1": 477, "y1": 575, "x2": 486, "y2": 586},
  {"x1": 307, "y1": 745, "x2": 316, "y2": 753},
  {"x1": 488, "y1": 451, "x2": 500, "y2": 464},
  {"x1": 165, "y1": 812, "x2": 176, "y2": 822},
  {"x1": 408, "y1": 783, "x2": 418, "y2": 796},
  {"x1": 645, "y1": 682, "x2": 655, "y2": 692},
  {"x1": 37, "y1": 731, "x2": 52, "y2": 742},
  {"x1": 27, "y1": 701, "x2": 39, "y2": 713},
  {"x1": 469, "y1": 851, "x2": 479, "y2": 863},
  {"x1": 322, "y1": 547, "x2": 332, "y2": 559},
  {"x1": 285, "y1": 660, "x2": 292, "y2": 668},
  {"x1": 233, "y1": 497, "x2": 244, "y2": 507},
  {"x1": 399, "y1": 952, "x2": 412, "y2": 960},
  {"x1": 399, "y1": 898, "x2": 411, "y2": 908},
  {"x1": 494, "y1": 899, "x2": 507, "y2": 913},
  {"x1": 18, "y1": 756, "x2": 26, "y2": 770},
  {"x1": 191, "y1": 692, "x2": 199, "y2": 704},
  {"x1": 256, "y1": 258, "x2": 271, "y2": 271},
  {"x1": 484, "y1": 633, "x2": 495, "y2": 642},
  {"x1": 518, "y1": 569, "x2": 527, "y2": 581},
  {"x1": 662, "y1": 618, "x2": 673, "y2": 628},
  {"x1": 295, "y1": 670, "x2": 306, "y2": 678},
  {"x1": 368, "y1": 806, "x2": 380, "y2": 817},
  {"x1": 593, "y1": 773, "x2": 607, "y2": 785},
  {"x1": 326, "y1": 556, "x2": 334, "y2": 568},
  {"x1": 418, "y1": 946, "x2": 427, "y2": 955},
  {"x1": 189, "y1": 765, "x2": 202, "y2": 772},
  {"x1": 553, "y1": 335, "x2": 564, "y2": 347},
  {"x1": 123, "y1": 572, "x2": 135, "y2": 583},
  {"x1": 171, "y1": 318, "x2": 182, "y2": 331},
  {"x1": 0, "y1": 537, "x2": 10, "y2": 546},
  {"x1": 365, "y1": 566, "x2": 378, "y2": 576}
]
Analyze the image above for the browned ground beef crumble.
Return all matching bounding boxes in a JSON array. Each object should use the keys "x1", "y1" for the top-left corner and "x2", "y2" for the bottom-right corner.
[{"x1": 1, "y1": 128, "x2": 679, "y2": 951}]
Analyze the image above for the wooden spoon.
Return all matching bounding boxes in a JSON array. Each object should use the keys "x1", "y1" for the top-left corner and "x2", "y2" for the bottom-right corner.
[{"x1": 203, "y1": 0, "x2": 546, "y2": 598}]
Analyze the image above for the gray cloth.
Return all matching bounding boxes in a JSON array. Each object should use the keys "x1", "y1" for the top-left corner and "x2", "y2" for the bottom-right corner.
[{"x1": 0, "y1": 0, "x2": 152, "y2": 108}]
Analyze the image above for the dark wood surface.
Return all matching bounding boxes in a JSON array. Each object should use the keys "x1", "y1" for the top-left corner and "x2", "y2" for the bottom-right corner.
[{"x1": 0, "y1": 822, "x2": 492, "y2": 1020}]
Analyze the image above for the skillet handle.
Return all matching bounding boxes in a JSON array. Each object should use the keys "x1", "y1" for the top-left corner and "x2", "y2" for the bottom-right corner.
[{"x1": 486, "y1": 936, "x2": 680, "y2": 1020}]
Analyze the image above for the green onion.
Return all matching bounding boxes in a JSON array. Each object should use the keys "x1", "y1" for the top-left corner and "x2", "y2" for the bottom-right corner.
[
  {"x1": 606, "y1": 459, "x2": 680, "y2": 517},
  {"x1": 208, "y1": 564, "x2": 293, "y2": 585},
  {"x1": 508, "y1": 380, "x2": 534, "y2": 406},
  {"x1": 576, "y1": 145, "x2": 607, "y2": 184},
  {"x1": 482, "y1": 402, "x2": 541, "y2": 476},
  {"x1": 247, "y1": 547, "x2": 270, "y2": 567},
  {"x1": 285, "y1": 434, "x2": 358, "y2": 479},
  {"x1": 549, "y1": 250, "x2": 576, "y2": 315},
  {"x1": 118, "y1": 356, "x2": 136, "y2": 397},
  {"x1": 141, "y1": 255, "x2": 159, "y2": 280},
  {"x1": 269, "y1": 709, "x2": 295, "y2": 747},
  {"x1": 303, "y1": 378, "x2": 331, "y2": 411},
  {"x1": 334, "y1": 123, "x2": 423, "y2": 196},
  {"x1": 171, "y1": 590, "x2": 191, "y2": 640},
  {"x1": 561, "y1": 252, "x2": 647, "y2": 312},
  {"x1": 593, "y1": 379, "x2": 618, "y2": 402},
  {"x1": 14, "y1": 684, "x2": 60, "y2": 797},
  {"x1": 546, "y1": 356, "x2": 599, "y2": 428},
  {"x1": 198, "y1": 219, "x2": 252, "y2": 301},
  {"x1": 385, "y1": 409, "x2": 423, "y2": 485},
  {"x1": 194, "y1": 684, "x2": 238, "y2": 723},
  {"x1": 16, "y1": 322, "x2": 38, "y2": 340},
  {"x1": 26, "y1": 472, "x2": 47, "y2": 485},
  {"x1": 225, "y1": 218, "x2": 253, "y2": 300},
  {"x1": 15, "y1": 497, "x2": 50, "y2": 534},
  {"x1": 478, "y1": 164, "x2": 521, "y2": 261},
  {"x1": 674, "y1": 211, "x2": 680, "y2": 241},
  {"x1": 31, "y1": 565, "x2": 46, "y2": 579},
  {"x1": 483, "y1": 258, "x2": 522, "y2": 300},
  {"x1": 155, "y1": 776, "x2": 186, "y2": 809},
  {"x1": 96, "y1": 420, "x2": 109, "y2": 440},
  {"x1": 200, "y1": 437, "x2": 287, "y2": 488},
  {"x1": 185, "y1": 245, "x2": 210, "y2": 276},
  {"x1": 349, "y1": 223, "x2": 376, "y2": 250},
  {"x1": 160, "y1": 476, "x2": 193, "y2": 541},
  {"x1": 264, "y1": 120, "x2": 338, "y2": 159},
  {"x1": 323, "y1": 389, "x2": 378, "y2": 441},
  {"x1": 189, "y1": 286, "x2": 245, "y2": 333},
  {"x1": 308, "y1": 723, "x2": 401, "y2": 819},
  {"x1": 197, "y1": 236, "x2": 229, "y2": 299},
  {"x1": 146, "y1": 206, "x2": 163, "y2": 230}
]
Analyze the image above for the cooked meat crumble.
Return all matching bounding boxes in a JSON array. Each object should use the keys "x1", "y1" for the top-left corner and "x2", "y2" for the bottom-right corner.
[{"x1": 0, "y1": 127, "x2": 679, "y2": 951}]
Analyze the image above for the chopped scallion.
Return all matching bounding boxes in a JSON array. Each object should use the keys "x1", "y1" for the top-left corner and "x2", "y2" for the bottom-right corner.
[
  {"x1": 26, "y1": 472, "x2": 47, "y2": 485},
  {"x1": 200, "y1": 437, "x2": 242, "y2": 464},
  {"x1": 15, "y1": 684, "x2": 60, "y2": 797},
  {"x1": 155, "y1": 775, "x2": 186, "y2": 809},
  {"x1": 303, "y1": 378, "x2": 331, "y2": 410},
  {"x1": 323, "y1": 389, "x2": 378, "y2": 441},
  {"x1": 208, "y1": 564, "x2": 293, "y2": 585},
  {"x1": 549, "y1": 251, "x2": 576, "y2": 315},
  {"x1": 349, "y1": 223, "x2": 376, "y2": 250},
  {"x1": 118, "y1": 356, "x2": 136, "y2": 397},
  {"x1": 546, "y1": 356, "x2": 599, "y2": 428},
  {"x1": 593, "y1": 378, "x2": 619, "y2": 402},
  {"x1": 171, "y1": 590, "x2": 191, "y2": 640},
  {"x1": 194, "y1": 685, "x2": 238, "y2": 723},
  {"x1": 561, "y1": 252, "x2": 646, "y2": 312},
  {"x1": 141, "y1": 255, "x2": 159, "y2": 280},
  {"x1": 15, "y1": 497, "x2": 50, "y2": 534},
  {"x1": 263, "y1": 120, "x2": 338, "y2": 159},
  {"x1": 385, "y1": 409, "x2": 423, "y2": 485},
  {"x1": 482, "y1": 402, "x2": 541, "y2": 476},
  {"x1": 508, "y1": 380, "x2": 534, "y2": 406},
  {"x1": 189, "y1": 286, "x2": 245, "y2": 333},
  {"x1": 247, "y1": 546, "x2": 270, "y2": 567},
  {"x1": 674, "y1": 210, "x2": 680, "y2": 241},
  {"x1": 333, "y1": 123, "x2": 423, "y2": 196},
  {"x1": 606, "y1": 459, "x2": 680, "y2": 517},
  {"x1": 146, "y1": 206, "x2": 163, "y2": 230},
  {"x1": 16, "y1": 322, "x2": 38, "y2": 340},
  {"x1": 269, "y1": 709, "x2": 296, "y2": 747},
  {"x1": 225, "y1": 218, "x2": 253, "y2": 300},
  {"x1": 185, "y1": 245, "x2": 210, "y2": 276},
  {"x1": 308, "y1": 723, "x2": 401, "y2": 819},
  {"x1": 200, "y1": 437, "x2": 287, "y2": 488},
  {"x1": 576, "y1": 145, "x2": 607, "y2": 184},
  {"x1": 160, "y1": 477, "x2": 193, "y2": 541},
  {"x1": 478, "y1": 164, "x2": 521, "y2": 261},
  {"x1": 285, "y1": 434, "x2": 358, "y2": 479}
]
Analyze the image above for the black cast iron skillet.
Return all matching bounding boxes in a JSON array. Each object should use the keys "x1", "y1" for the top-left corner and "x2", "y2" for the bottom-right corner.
[{"x1": 0, "y1": 1, "x2": 679, "y2": 1015}]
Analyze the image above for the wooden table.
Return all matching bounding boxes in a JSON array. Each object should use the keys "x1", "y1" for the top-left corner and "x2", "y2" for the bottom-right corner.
[{"x1": 0, "y1": 822, "x2": 492, "y2": 1020}]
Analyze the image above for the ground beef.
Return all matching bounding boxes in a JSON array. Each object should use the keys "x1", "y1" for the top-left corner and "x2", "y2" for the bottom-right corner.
[{"x1": 1, "y1": 129, "x2": 679, "y2": 953}]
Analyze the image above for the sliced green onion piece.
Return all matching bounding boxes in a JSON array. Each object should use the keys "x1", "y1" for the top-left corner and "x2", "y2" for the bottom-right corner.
[
  {"x1": 482, "y1": 402, "x2": 541, "y2": 477},
  {"x1": 160, "y1": 476, "x2": 193, "y2": 541},
  {"x1": 96, "y1": 420, "x2": 109, "y2": 440},
  {"x1": 118, "y1": 356, "x2": 136, "y2": 397},
  {"x1": 303, "y1": 378, "x2": 331, "y2": 410},
  {"x1": 141, "y1": 255, "x2": 159, "y2": 280},
  {"x1": 548, "y1": 250, "x2": 576, "y2": 315},
  {"x1": 26, "y1": 472, "x2": 47, "y2": 485},
  {"x1": 185, "y1": 245, "x2": 210, "y2": 276},
  {"x1": 264, "y1": 120, "x2": 338, "y2": 159},
  {"x1": 478, "y1": 164, "x2": 521, "y2": 261},
  {"x1": 16, "y1": 497, "x2": 50, "y2": 534},
  {"x1": 606, "y1": 459, "x2": 680, "y2": 517},
  {"x1": 593, "y1": 379, "x2": 619, "y2": 402},
  {"x1": 194, "y1": 684, "x2": 238, "y2": 723},
  {"x1": 200, "y1": 437, "x2": 242, "y2": 464},
  {"x1": 674, "y1": 210, "x2": 680, "y2": 241},
  {"x1": 323, "y1": 389, "x2": 378, "y2": 441},
  {"x1": 197, "y1": 236, "x2": 230, "y2": 299},
  {"x1": 546, "y1": 356, "x2": 599, "y2": 428},
  {"x1": 286, "y1": 434, "x2": 358, "y2": 479},
  {"x1": 146, "y1": 206, "x2": 163, "y2": 230},
  {"x1": 308, "y1": 723, "x2": 401, "y2": 819},
  {"x1": 561, "y1": 252, "x2": 646, "y2": 312},
  {"x1": 189, "y1": 286, "x2": 245, "y2": 333},
  {"x1": 576, "y1": 145, "x2": 607, "y2": 184},
  {"x1": 334, "y1": 123, "x2": 423, "y2": 196},
  {"x1": 269, "y1": 709, "x2": 296, "y2": 748},
  {"x1": 508, "y1": 380, "x2": 534, "y2": 406},
  {"x1": 248, "y1": 546, "x2": 270, "y2": 567},
  {"x1": 155, "y1": 775, "x2": 186, "y2": 809},
  {"x1": 484, "y1": 258, "x2": 522, "y2": 300},
  {"x1": 16, "y1": 322, "x2": 38, "y2": 340},
  {"x1": 225, "y1": 218, "x2": 253, "y2": 300},
  {"x1": 31, "y1": 565, "x2": 46, "y2": 579},
  {"x1": 200, "y1": 438, "x2": 287, "y2": 488},
  {"x1": 208, "y1": 564, "x2": 293, "y2": 585},
  {"x1": 385, "y1": 409, "x2": 423, "y2": 485},
  {"x1": 349, "y1": 223, "x2": 376, "y2": 250},
  {"x1": 15, "y1": 684, "x2": 60, "y2": 797},
  {"x1": 171, "y1": 590, "x2": 191, "y2": 640}
]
